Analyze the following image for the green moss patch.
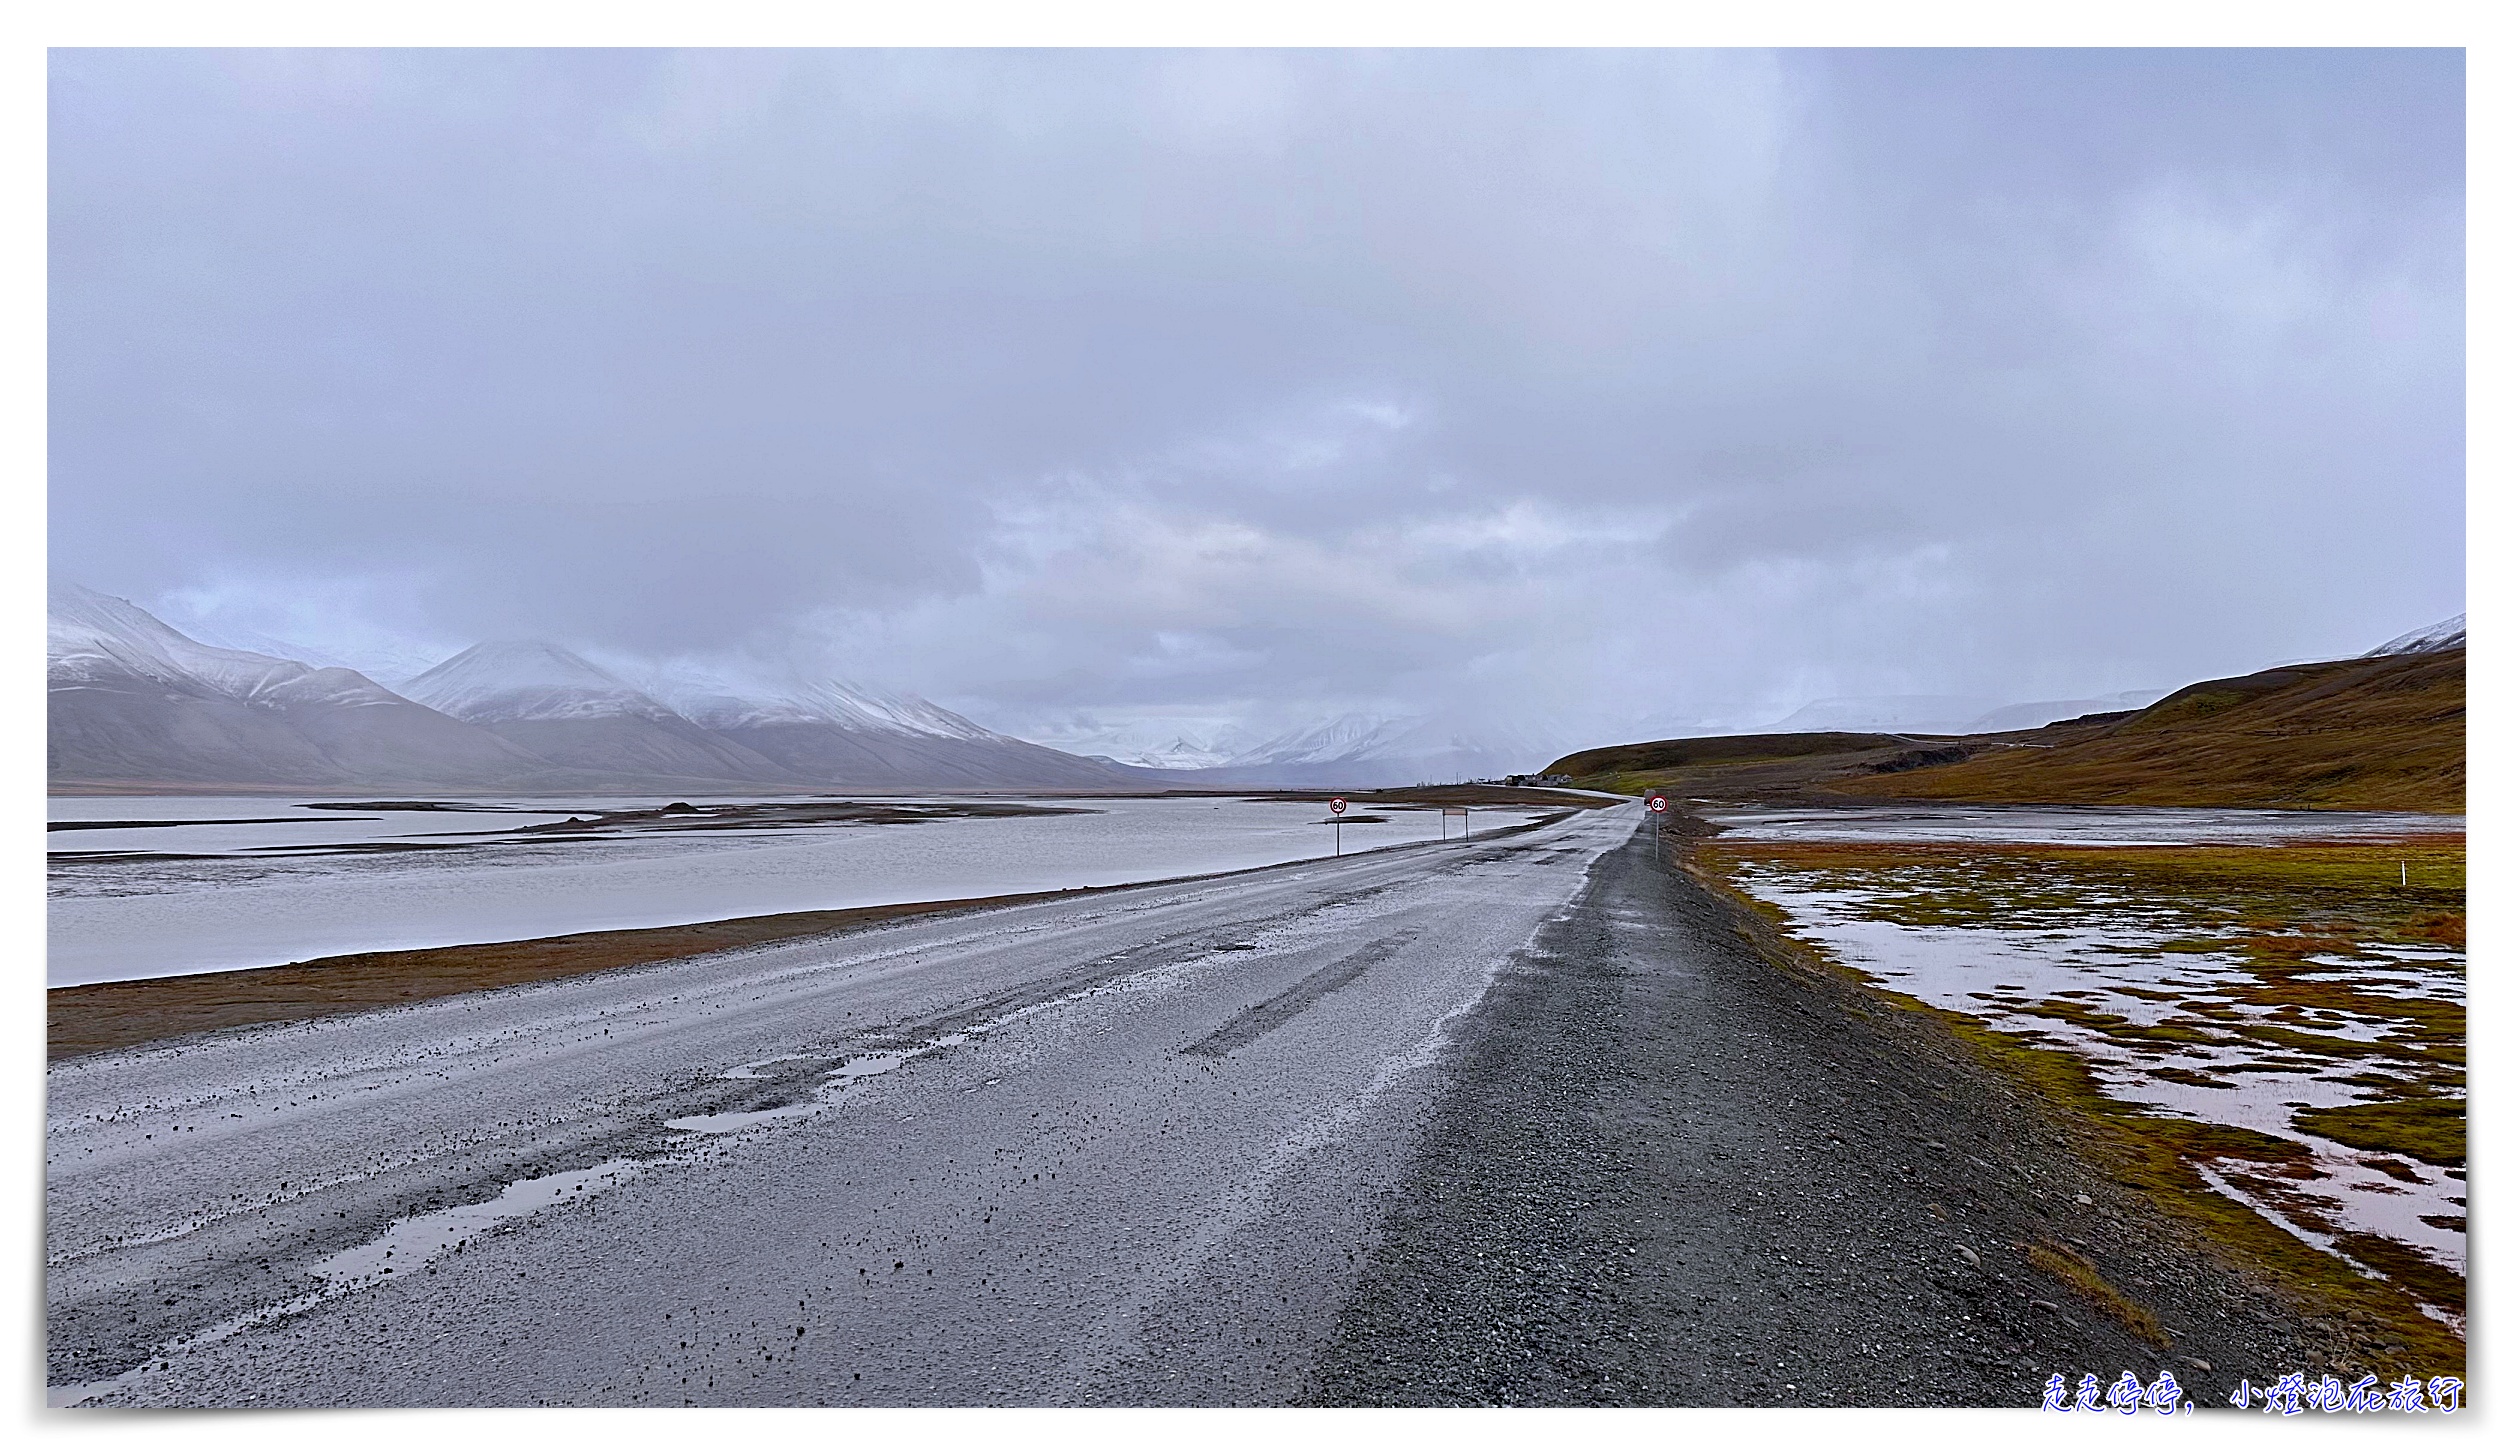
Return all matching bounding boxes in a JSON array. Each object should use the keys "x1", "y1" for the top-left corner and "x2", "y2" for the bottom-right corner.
[
  {"x1": 2294, "y1": 1099, "x2": 2466, "y2": 1167},
  {"x1": 2028, "y1": 1241, "x2": 2171, "y2": 1347}
]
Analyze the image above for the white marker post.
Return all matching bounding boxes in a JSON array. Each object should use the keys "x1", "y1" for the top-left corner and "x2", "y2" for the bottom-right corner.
[{"x1": 1329, "y1": 796, "x2": 1347, "y2": 856}]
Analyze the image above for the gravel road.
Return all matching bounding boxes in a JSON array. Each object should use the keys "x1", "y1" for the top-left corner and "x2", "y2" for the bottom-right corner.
[
  {"x1": 1306, "y1": 821, "x2": 2357, "y2": 1406},
  {"x1": 48, "y1": 804, "x2": 1628, "y2": 1405},
  {"x1": 48, "y1": 802, "x2": 2348, "y2": 1407}
]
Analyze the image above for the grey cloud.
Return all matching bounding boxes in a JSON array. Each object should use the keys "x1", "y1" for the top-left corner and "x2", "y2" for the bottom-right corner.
[{"x1": 49, "y1": 48, "x2": 2463, "y2": 750}]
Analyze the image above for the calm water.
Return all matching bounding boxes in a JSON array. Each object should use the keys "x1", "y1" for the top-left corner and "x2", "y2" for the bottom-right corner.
[{"x1": 48, "y1": 794, "x2": 1540, "y2": 986}]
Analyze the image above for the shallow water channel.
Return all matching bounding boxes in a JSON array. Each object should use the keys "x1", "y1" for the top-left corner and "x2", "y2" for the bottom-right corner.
[{"x1": 48, "y1": 794, "x2": 1542, "y2": 985}]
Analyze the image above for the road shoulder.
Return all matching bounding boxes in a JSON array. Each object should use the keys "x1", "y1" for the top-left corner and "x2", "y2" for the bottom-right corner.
[{"x1": 1302, "y1": 825, "x2": 2360, "y2": 1406}]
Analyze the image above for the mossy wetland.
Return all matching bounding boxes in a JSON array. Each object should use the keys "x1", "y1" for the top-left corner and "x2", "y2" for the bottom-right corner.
[{"x1": 1690, "y1": 823, "x2": 2466, "y2": 1358}]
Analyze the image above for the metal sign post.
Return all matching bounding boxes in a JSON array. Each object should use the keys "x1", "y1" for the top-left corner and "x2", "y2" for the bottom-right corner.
[
  {"x1": 1329, "y1": 796, "x2": 1347, "y2": 856},
  {"x1": 1645, "y1": 793, "x2": 1669, "y2": 865},
  {"x1": 1442, "y1": 804, "x2": 1469, "y2": 841}
]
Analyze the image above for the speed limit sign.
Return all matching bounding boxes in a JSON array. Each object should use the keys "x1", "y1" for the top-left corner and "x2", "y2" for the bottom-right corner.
[
  {"x1": 1645, "y1": 794, "x2": 1669, "y2": 814},
  {"x1": 1328, "y1": 797, "x2": 1348, "y2": 815}
]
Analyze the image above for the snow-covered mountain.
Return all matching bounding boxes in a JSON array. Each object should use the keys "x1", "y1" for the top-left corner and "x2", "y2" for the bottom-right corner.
[
  {"x1": 672, "y1": 679, "x2": 1139, "y2": 792},
  {"x1": 53, "y1": 583, "x2": 405, "y2": 710},
  {"x1": 1301, "y1": 716, "x2": 1574, "y2": 784},
  {"x1": 1132, "y1": 712, "x2": 1575, "y2": 788},
  {"x1": 663, "y1": 678, "x2": 993, "y2": 741},
  {"x1": 1231, "y1": 714, "x2": 1409, "y2": 768},
  {"x1": 1962, "y1": 691, "x2": 2166, "y2": 734},
  {"x1": 1015, "y1": 719, "x2": 1255, "y2": 770},
  {"x1": 49, "y1": 585, "x2": 1150, "y2": 793},
  {"x1": 1753, "y1": 694, "x2": 2004, "y2": 735},
  {"x1": 2371, "y1": 613, "x2": 2465, "y2": 658},
  {"x1": 1095, "y1": 736, "x2": 1244, "y2": 772},
  {"x1": 135, "y1": 619, "x2": 364, "y2": 676},
  {"x1": 1686, "y1": 689, "x2": 2170, "y2": 738},
  {"x1": 48, "y1": 583, "x2": 559, "y2": 790},
  {"x1": 400, "y1": 641, "x2": 680, "y2": 724},
  {"x1": 399, "y1": 642, "x2": 796, "y2": 785},
  {"x1": 396, "y1": 642, "x2": 1142, "y2": 792}
]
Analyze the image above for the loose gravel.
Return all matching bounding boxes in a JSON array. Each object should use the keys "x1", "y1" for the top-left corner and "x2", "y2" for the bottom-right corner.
[{"x1": 1303, "y1": 826, "x2": 2354, "y2": 1406}]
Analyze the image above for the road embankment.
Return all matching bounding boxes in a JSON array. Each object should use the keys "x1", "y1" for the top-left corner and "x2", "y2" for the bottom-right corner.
[{"x1": 47, "y1": 892, "x2": 1076, "y2": 1062}]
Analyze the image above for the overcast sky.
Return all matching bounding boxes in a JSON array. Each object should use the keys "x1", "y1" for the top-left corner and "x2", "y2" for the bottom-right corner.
[{"x1": 48, "y1": 48, "x2": 2464, "y2": 752}]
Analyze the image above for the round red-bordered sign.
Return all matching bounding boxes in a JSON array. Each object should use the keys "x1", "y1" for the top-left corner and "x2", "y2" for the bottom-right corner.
[
  {"x1": 1645, "y1": 794, "x2": 1669, "y2": 813},
  {"x1": 1328, "y1": 797, "x2": 1348, "y2": 815}
]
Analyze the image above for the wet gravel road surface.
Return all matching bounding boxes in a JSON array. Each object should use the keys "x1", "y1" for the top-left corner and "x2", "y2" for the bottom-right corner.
[
  {"x1": 49, "y1": 802, "x2": 2351, "y2": 1407},
  {"x1": 1304, "y1": 823, "x2": 2354, "y2": 1406},
  {"x1": 48, "y1": 805, "x2": 1628, "y2": 1405}
]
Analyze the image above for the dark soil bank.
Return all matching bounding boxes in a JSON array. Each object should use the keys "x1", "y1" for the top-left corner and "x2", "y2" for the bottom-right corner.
[{"x1": 1303, "y1": 827, "x2": 2355, "y2": 1407}]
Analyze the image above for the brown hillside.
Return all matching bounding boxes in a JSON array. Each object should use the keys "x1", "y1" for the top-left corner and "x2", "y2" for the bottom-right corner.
[
  {"x1": 1866, "y1": 648, "x2": 2463, "y2": 813},
  {"x1": 1543, "y1": 732, "x2": 1910, "y2": 798}
]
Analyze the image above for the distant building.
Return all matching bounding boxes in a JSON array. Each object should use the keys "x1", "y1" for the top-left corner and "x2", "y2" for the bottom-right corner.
[{"x1": 1504, "y1": 773, "x2": 1572, "y2": 788}]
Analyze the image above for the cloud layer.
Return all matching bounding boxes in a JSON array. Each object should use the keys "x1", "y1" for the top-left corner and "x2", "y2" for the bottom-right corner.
[{"x1": 49, "y1": 48, "x2": 2464, "y2": 751}]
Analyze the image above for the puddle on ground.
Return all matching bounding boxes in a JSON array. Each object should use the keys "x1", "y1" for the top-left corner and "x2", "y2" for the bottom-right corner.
[
  {"x1": 309, "y1": 1156, "x2": 650, "y2": 1284},
  {"x1": 1711, "y1": 836, "x2": 2464, "y2": 1329},
  {"x1": 666, "y1": 1048, "x2": 926, "y2": 1133},
  {"x1": 53, "y1": 928, "x2": 1306, "y2": 1405},
  {"x1": 716, "y1": 1054, "x2": 818, "y2": 1081}
]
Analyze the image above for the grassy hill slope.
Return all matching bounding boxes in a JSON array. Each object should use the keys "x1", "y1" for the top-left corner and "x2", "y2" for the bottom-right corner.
[
  {"x1": 1543, "y1": 732, "x2": 1911, "y2": 798},
  {"x1": 1866, "y1": 647, "x2": 2462, "y2": 813},
  {"x1": 1544, "y1": 647, "x2": 2462, "y2": 812}
]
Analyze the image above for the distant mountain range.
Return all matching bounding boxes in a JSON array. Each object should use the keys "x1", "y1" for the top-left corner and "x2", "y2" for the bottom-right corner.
[
  {"x1": 47, "y1": 583, "x2": 1144, "y2": 794},
  {"x1": 49, "y1": 584, "x2": 559, "y2": 792},
  {"x1": 72, "y1": 577, "x2": 2433, "y2": 797},
  {"x1": 1753, "y1": 691, "x2": 2171, "y2": 736},
  {"x1": 48, "y1": 582, "x2": 1573, "y2": 794},
  {"x1": 1068, "y1": 712, "x2": 1580, "y2": 789}
]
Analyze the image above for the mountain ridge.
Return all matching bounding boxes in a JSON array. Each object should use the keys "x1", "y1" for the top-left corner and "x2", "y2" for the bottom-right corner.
[
  {"x1": 1543, "y1": 620, "x2": 2465, "y2": 813},
  {"x1": 400, "y1": 640, "x2": 798, "y2": 785},
  {"x1": 48, "y1": 583, "x2": 567, "y2": 792},
  {"x1": 48, "y1": 585, "x2": 1151, "y2": 794}
]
